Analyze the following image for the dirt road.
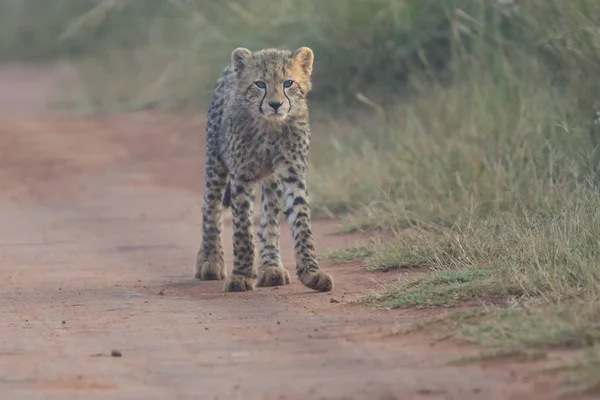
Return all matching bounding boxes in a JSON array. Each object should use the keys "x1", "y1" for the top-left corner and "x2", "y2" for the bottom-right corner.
[{"x1": 0, "y1": 65, "x2": 579, "y2": 399}]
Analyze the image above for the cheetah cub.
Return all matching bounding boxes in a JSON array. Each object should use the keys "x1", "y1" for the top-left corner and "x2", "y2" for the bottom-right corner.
[{"x1": 195, "y1": 47, "x2": 334, "y2": 293}]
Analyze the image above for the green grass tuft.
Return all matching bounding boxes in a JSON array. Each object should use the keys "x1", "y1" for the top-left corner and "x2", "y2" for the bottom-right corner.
[
  {"x1": 448, "y1": 348, "x2": 548, "y2": 366},
  {"x1": 368, "y1": 268, "x2": 499, "y2": 308},
  {"x1": 322, "y1": 244, "x2": 375, "y2": 264}
]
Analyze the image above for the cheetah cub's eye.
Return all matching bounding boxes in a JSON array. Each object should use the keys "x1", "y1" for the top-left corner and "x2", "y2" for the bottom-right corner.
[
  {"x1": 255, "y1": 81, "x2": 266, "y2": 89},
  {"x1": 283, "y1": 80, "x2": 294, "y2": 88}
]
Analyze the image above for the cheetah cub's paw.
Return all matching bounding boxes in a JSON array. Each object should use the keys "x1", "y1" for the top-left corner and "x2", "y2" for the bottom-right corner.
[
  {"x1": 257, "y1": 267, "x2": 291, "y2": 287},
  {"x1": 224, "y1": 275, "x2": 256, "y2": 292},
  {"x1": 195, "y1": 256, "x2": 226, "y2": 281},
  {"x1": 299, "y1": 270, "x2": 334, "y2": 292}
]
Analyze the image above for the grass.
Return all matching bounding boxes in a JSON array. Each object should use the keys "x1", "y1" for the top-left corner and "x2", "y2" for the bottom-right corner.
[
  {"x1": 53, "y1": 0, "x2": 468, "y2": 108},
  {"x1": 434, "y1": 305, "x2": 600, "y2": 350},
  {"x1": 394, "y1": 304, "x2": 600, "y2": 393},
  {"x1": 323, "y1": 243, "x2": 375, "y2": 265},
  {"x1": 0, "y1": 0, "x2": 95, "y2": 60},
  {"x1": 324, "y1": 232, "x2": 440, "y2": 271},
  {"x1": 447, "y1": 348, "x2": 548, "y2": 366},
  {"x1": 308, "y1": 0, "x2": 600, "y2": 388},
  {"x1": 348, "y1": 188, "x2": 600, "y2": 377},
  {"x1": 5, "y1": 0, "x2": 584, "y2": 110},
  {"x1": 369, "y1": 268, "x2": 497, "y2": 308},
  {"x1": 568, "y1": 346, "x2": 600, "y2": 395},
  {"x1": 355, "y1": 190, "x2": 600, "y2": 308}
]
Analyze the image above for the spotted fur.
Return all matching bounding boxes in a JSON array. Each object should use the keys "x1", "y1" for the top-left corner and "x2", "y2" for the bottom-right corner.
[{"x1": 195, "y1": 47, "x2": 334, "y2": 292}]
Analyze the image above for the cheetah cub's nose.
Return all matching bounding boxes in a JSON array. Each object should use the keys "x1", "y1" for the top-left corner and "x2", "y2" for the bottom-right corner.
[{"x1": 269, "y1": 101, "x2": 283, "y2": 111}]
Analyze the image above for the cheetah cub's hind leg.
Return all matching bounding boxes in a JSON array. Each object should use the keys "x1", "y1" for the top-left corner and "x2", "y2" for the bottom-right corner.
[
  {"x1": 257, "y1": 177, "x2": 291, "y2": 287},
  {"x1": 195, "y1": 157, "x2": 228, "y2": 281},
  {"x1": 224, "y1": 180, "x2": 257, "y2": 292}
]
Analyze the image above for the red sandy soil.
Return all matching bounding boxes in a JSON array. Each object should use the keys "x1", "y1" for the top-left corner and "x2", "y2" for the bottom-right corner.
[{"x1": 0, "y1": 64, "x2": 591, "y2": 399}]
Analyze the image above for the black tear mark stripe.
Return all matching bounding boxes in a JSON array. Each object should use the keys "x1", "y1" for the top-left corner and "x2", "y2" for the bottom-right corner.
[
  {"x1": 284, "y1": 88, "x2": 292, "y2": 113},
  {"x1": 259, "y1": 87, "x2": 267, "y2": 114}
]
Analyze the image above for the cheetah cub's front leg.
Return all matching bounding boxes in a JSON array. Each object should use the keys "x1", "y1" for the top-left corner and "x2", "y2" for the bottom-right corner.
[
  {"x1": 224, "y1": 180, "x2": 257, "y2": 292},
  {"x1": 257, "y1": 177, "x2": 290, "y2": 287},
  {"x1": 196, "y1": 158, "x2": 228, "y2": 281},
  {"x1": 279, "y1": 166, "x2": 334, "y2": 292}
]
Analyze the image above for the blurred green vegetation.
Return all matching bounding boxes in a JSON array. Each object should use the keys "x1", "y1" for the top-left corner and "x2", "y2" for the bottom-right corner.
[
  {"x1": 3, "y1": 0, "x2": 598, "y2": 109},
  {"x1": 0, "y1": 0, "x2": 93, "y2": 60}
]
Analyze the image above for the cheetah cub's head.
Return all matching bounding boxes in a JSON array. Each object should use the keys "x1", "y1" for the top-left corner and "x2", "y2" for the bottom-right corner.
[{"x1": 231, "y1": 47, "x2": 314, "y2": 121}]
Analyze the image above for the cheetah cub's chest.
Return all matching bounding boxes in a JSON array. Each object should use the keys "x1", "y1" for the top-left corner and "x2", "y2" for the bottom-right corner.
[{"x1": 228, "y1": 127, "x2": 284, "y2": 181}]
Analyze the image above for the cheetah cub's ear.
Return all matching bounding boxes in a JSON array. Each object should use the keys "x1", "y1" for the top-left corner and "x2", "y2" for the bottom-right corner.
[
  {"x1": 291, "y1": 47, "x2": 314, "y2": 77},
  {"x1": 231, "y1": 48, "x2": 252, "y2": 72}
]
